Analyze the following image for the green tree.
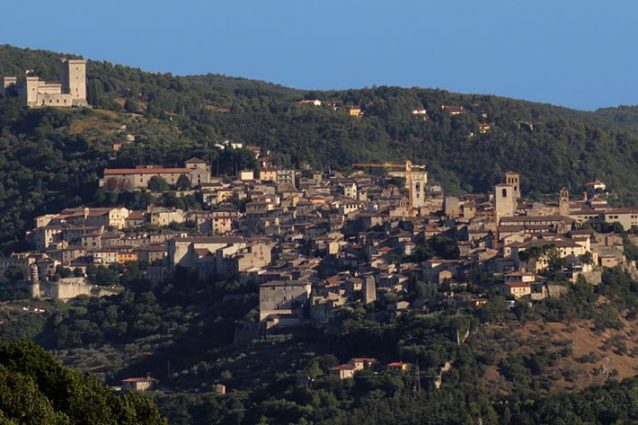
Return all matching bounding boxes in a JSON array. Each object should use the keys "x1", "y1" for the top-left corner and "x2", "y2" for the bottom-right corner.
[
  {"x1": 148, "y1": 176, "x2": 169, "y2": 192},
  {"x1": 0, "y1": 339, "x2": 166, "y2": 424},
  {"x1": 124, "y1": 98, "x2": 142, "y2": 114},
  {"x1": 175, "y1": 174, "x2": 191, "y2": 190}
]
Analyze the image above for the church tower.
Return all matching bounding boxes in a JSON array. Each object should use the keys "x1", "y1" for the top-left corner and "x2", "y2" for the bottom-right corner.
[
  {"x1": 505, "y1": 171, "x2": 520, "y2": 200},
  {"x1": 494, "y1": 183, "x2": 515, "y2": 223},
  {"x1": 409, "y1": 170, "x2": 428, "y2": 209}
]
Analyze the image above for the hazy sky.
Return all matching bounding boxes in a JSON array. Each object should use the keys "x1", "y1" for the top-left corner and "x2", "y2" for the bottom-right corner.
[{"x1": 1, "y1": 0, "x2": 636, "y2": 110}]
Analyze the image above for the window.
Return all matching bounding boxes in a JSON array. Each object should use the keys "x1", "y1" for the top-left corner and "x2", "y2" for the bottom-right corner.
[{"x1": 502, "y1": 188, "x2": 507, "y2": 197}]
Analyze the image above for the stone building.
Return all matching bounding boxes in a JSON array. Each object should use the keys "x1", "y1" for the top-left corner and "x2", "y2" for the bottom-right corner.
[
  {"x1": 259, "y1": 280, "x2": 312, "y2": 320},
  {"x1": 2, "y1": 59, "x2": 88, "y2": 108},
  {"x1": 100, "y1": 158, "x2": 210, "y2": 190},
  {"x1": 120, "y1": 377, "x2": 158, "y2": 392}
]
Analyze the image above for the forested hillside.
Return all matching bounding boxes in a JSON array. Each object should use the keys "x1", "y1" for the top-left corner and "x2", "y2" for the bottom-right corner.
[
  {"x1": 0, "y1": 339, "x2": 165, "y2": 424},
  {"x1": 4, "y1": 45, "x2": 638, "y2": 425},
  {"x1": 2, "y1": 44, "x2": 638, "y2": 251}
]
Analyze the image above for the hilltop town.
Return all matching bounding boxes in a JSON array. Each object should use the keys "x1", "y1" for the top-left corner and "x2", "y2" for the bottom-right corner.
[
  {"x1": 5, "y1": 138, "x2": 637, "y2": 340},
  {"x1": 4, "y1": 46, "x2": 638, "y2": 424}
]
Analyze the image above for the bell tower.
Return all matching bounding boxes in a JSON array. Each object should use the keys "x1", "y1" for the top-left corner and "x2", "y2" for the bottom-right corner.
[
  {"x1": 505, "y1": 171, "x2": 520, "y2": 200},
  {"x1": 494, "y1": 183, "x2": 515, "y2": 223}
]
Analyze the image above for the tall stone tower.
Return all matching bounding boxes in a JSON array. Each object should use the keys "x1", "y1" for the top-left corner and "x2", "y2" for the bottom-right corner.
[
  {"x1": 494, "y1": 184, "x2": 515, "y2": 223},
  {"x1": 2, "y1": 76, "x2": 16, "y2": 96},
  {"x1": 29, "y1": 263, "x2": 41, "y2": 299},
  {"x1": 61, "y1": 59, "x2": 87, "y2": 106},
  {"x1": 24, "y1": 75, "x2": 41, "y2": 107},
  {"x1": 363, "y1": 275, "x2": 376, "y2": 304},
  {"x1": 558, "y1": 187, "x2": 570, "y2": 216},
  {"x1": 505, "y1": 171, "x2": 520, "y2": 200},
  {"x1": 409, "y1": 170, "x2": 428, "y2": 209}
]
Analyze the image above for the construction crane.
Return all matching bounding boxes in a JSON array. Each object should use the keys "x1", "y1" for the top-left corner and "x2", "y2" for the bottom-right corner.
[{"x1": 353, "y1": 160, "x2": 426, "y2": 217}]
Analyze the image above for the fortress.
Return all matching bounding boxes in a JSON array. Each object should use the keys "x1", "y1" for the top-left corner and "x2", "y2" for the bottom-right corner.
[{"x1": 1, "y1": 59, "x2": 88, "y2": 108}]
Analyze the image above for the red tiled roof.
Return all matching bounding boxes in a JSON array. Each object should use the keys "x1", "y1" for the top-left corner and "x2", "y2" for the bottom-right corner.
[
  {"x1": 121, "y1": 377, "x2": 159, "y2": 383},
  {"x1": 104, "y1": 168, "x2": 189, "y2": 175},
  {"x1": 127, "y1": 211, "x2": 145, "y2": 219},
  {"x1": 329, "y1": 364, "x2": 357, "y2": 371},
  {"x1": 326, "y1": 276, "x2": 340, "y2": 286},
  {"x1": 505, "y1": 282, "x2": 531, "y2": 288},
  {"x1": 585, "y1": 180, "x2": 604, "y2": 187}
]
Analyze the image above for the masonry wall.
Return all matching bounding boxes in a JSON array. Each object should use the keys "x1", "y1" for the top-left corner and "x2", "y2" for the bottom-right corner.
[{"x1": 259, "y1": 282, "x2": 311, "y2": 320}]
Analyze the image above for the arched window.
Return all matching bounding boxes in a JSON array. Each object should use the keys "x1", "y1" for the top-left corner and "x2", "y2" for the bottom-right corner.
[{"x1": 502, "y1": 188, "x2": 507, "y2": 197}]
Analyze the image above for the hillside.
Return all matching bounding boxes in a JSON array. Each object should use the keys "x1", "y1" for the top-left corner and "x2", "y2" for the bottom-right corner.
[
  {"x1": 2, "y1": 44, "x2": 638, "y2": 252},
  {"x1": 0, "y1": 339, "x2": 165, "y2": 424},
  {"x1": 3, "y1": 265, "x2": 638, "y2": 424},
  {"x1": 4, "y1": 44, "x2": 638, "y2": 425}
]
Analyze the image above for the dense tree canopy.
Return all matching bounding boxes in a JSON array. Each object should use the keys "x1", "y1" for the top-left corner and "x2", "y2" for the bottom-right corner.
[{"x1": 0, "y1": 339, "x2": 165, "y2": 424}]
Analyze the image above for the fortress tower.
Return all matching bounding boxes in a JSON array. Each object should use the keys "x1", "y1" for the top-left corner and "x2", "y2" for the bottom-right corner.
[
  {"x1": 60, "y1": 59, "x2": 88, "y2": 106},
  {"x1": 1, "y1": 76, "x2": 17, "y2": 96},
  {"x1": 1, "y1": 59, "x2": 88, "y2": 108}
]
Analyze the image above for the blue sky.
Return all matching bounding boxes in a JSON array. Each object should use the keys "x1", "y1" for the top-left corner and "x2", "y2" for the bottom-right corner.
[{"x1": 1, "y1": 0, "x2": 636, "y2": 110}]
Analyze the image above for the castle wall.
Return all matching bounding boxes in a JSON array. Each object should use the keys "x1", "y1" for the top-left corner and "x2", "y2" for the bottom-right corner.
[
  {"x1": 37, "y1": 93, "x2": 74, "y2": 108},
  {"x1": 4, "y1": 59, "x2": 88, "y2": 108}
]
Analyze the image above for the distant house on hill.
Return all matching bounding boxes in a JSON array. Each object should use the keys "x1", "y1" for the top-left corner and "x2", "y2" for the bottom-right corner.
[
  {"x1": 298, "y1": 99, "x2": 322, "y2": 106},
  {"x1": 585, "y1": 180, "x2": 607, "y2": 192},
  {"x1": 121, "y1": 376, "x2": 158, "y2": 392},
  {"x1": 441, "y1": 105, "x2": 464, "y2": 116},
  {"x1": 348, "y1": 106, "x2": 362, "y2": 118}
]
